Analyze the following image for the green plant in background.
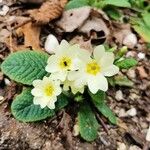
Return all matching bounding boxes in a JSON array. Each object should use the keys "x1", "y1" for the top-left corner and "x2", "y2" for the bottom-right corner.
[
  {"x1": 66, "y1": 0, "x2": 150, "y2": 43},
  {"x1": 1, "y1": 41, "x2": 137, "y2": 141}
]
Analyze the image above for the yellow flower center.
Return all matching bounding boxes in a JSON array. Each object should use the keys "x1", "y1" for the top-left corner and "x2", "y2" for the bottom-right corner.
[
  {"x1": 86, "y1": 61, "x2": 100, "y2": 75},
  {"x1": 44, "y1": 84, "x2": 54, "y2": 96},
  {"x1": 59, "y1": 56, "x2": 72, "y2": 70}
]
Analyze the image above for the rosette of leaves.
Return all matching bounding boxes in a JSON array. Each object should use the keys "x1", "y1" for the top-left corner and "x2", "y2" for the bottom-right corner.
[{"x1": 1, "y1": 49, "x2": 137, "y2": 141}]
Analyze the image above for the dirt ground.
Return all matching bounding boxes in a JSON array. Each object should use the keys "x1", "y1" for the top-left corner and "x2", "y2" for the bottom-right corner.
[{"x1": 0, "y1": 0, "x2": 150, "y2": 150}]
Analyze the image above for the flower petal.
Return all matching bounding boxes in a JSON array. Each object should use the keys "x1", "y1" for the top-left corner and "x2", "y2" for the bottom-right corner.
[
  {"x1": 31, "y1": 88, "x2": 43, "y2": 97},
  {"x1": 45, "y1": 55, "x2": 59, "y2": 73},
  {"x1": 87, "y1": 74, "x2": 108, "y2": 93},
  {"x1": 94, "y1": 45, "x2": 105, "y2": 61},
  {"x1": 100, "y1": 52, "x2": 115, "y2": 68},
  {"x1": 56, "y1": 40, "x2": 70, "y2": 55},
  {"x1": 47, "y1": 97, "x2": 57, "y2": 109},
  {"x1": 102, "y1": 65, "x2": 119, "y2": 77},
  {"x1": 32, "y1": 79, "x2": 42, "y2": 87},
  {"x1": 50, "y1": 71, "x2": 67, "y2": 82}
]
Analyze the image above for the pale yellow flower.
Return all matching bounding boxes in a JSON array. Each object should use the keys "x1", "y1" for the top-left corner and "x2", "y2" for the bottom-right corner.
[
  {"x1": 31, "y1": 76, "x2": 62, "y2": 109},
  {"x1": 68, "y1": 45, "x2": 119, "y2": 94},
  {"x1": 45, "y1": 40, "x2": 81, "y2": 82}
]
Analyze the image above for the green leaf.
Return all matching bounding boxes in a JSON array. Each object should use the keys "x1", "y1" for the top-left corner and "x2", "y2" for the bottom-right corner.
[
  {"x1": 88, "y1": 90, "x2": 105, "y2": 105},
  {"x1": 142, "y1": 12, "x2": 150, "y2": 27},
  {"x1": 114, "y1": 75, "x2": 134, "y2": 87},
  {"x1": 65, "y1": 0, "x2": 89, "y2": 10},
  {"x1": 103, "y1": 0, "x2": 131, "y2": 8},
  {"x1": 78, "y1": 101, "x2": 99, "y2": 141},
  {"x1": 96, "y1": 103, "x2": 117, "y2": 124},
  {"x1": 105, "y1": 8, "x2": 122, "y2": 20},
  {"x1": 133, "y1": 24, "x2": 150, "y2": 43},
  {"x1": 89, "y1": 91, "x2": 116, "y2": 124},
  {"x1": 11, "y1": 88, "x2": 69, "y2": 122},
  {"x1": 115, "y1": 58, "x2": 138, "y2": 69},
  {"x1": 1, "y1": 50, "x2": 49, "y2": 85}
]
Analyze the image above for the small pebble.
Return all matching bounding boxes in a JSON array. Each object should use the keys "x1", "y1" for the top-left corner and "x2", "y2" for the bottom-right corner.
[
  {"x1": 0, "y1": 5, "x2": 9, "y2": 16},
  {"x1": 118, "y1": 109, "x2": 127, "y2": 117},
  {"x1": 4, "y1": 78, "x2": 11, "y2": 85},
  {"x1": 129, "y1": 145, "x2": 141, "y2": 150},
  {"x1": 117, "y1": 142, "x2": 127, "y2": 150},
  {"x1": 146, "y1": 125, "x2": 150, "y2": 142},
  {"x1": 126, "y1": 108, "x2": 137, "y2": 117},
  {"x1": 115, "y1": 90, "x2": 123, "y2": 101},
  {"x1": 123, "y1": 33, "x2": 137, "y2": 49},
  {"x1": 127, "y1": 69, "x2": 136, "y2": 79},
  {"x1": 137, "y1": 52, "x2": 145, "y2": 60},
  {"x1": 0, "y1": 96, "x2": 4, "y2": 101},
  {"x1": 126, "y1": 51, "x2": 136, "y2": 57},
  {"x1": 73, "y1": 124, "x2": 79, "y2": 136}
]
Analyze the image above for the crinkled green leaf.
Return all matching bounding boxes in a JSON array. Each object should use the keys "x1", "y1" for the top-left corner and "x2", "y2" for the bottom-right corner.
[
  {"x1": 1, "y1": 50, "x2": 49, "y2": 85},
  {"x1": 89, "y1": 91, "x2": 117, "y2": 124},
  {"x1": 115, "y1": 58, "x2": 138, "y2": 69},
  {"x1": 11, "y1": 88, "x2": 69, "y2": 122},
  {"x1": 114, "y1": 75, "x2": 134, "y2": 87},
  {"x1": 65, "y1": 0, "x2": 89, "y2": 10},
  {"x1": 78, "y1": 101, "x2": 99, "y2": 141}
]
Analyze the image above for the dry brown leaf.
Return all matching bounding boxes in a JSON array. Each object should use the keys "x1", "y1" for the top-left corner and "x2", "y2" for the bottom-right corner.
[
  {"x1": 5, "y1": 22, "x2": 41, "y2": 52},
  {"x1": 79, "y1": 16, "x2": 109, "y2": 36},
  {"x1": 70, "y1": 35, "x2": 93, "y2": 53},
  {"x1": 16, "y1": 22, "x2": 41, "y2": 50},
  {"x1": 56, "y1": 7, "x2": 91, "y2": 32},
  {"x1": 0, "y1": 29, "x2": 10, "y2": 43},
  {"x1": 29, "y1": 0, "x2": 67, "y2": 24}
]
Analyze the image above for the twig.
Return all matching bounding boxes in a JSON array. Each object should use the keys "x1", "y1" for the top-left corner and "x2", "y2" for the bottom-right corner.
[{"x1": 96, "y1": 113, "x2": 109, "y2": 135}]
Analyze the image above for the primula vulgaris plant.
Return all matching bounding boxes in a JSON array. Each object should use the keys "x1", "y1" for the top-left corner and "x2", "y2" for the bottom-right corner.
[{"x1": 1, "y1": 40, "x2": 137, "y2": 141}]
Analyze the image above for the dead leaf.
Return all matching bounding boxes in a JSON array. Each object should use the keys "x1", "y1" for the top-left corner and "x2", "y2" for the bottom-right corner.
[
  {"x1": 113, "y1": 23, "x2": 137, "y2": 48},
  {"x1": 0, "y1": 29, "x2": 10, "y2": 43},
  {"x1": 56, "y1": 7, "x2": 91, "y2": 32},
  {"x1": 79, "y1": 16, "x2": 109, "y2": 36},
  {"x1": 29, "y1": 0, "x2": 68, "y2": 24},
  {"x1": 5, "y1": 22, "x2": 41, "y2": 52},
  {"x1": 70, "y1": 35, "x2": 93, "y2": 53},
  {"x1": 16, "y1": 22, "x2": 41, "y2": 50}
]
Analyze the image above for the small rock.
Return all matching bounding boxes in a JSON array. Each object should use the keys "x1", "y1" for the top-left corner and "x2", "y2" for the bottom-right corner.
[
  {"x1": 126, "y1": 51, "x2": 137, "y2": 57},
  {"x1": 0, "y1": 5, "x2": 9, "y2": 16},
  {"x1": 127, "y1": 69, "x2": 136, "y2": 79},
  {"x1": 0, "y1": 96, "x2": 4, "y2": 101},
  {"x1": 137, "y1": 66, "x2": 148, "y2": 79},
  {"x1": 137, "y1": 52, "x2": 145, "y2": 60},
  {"x1": 117, "y1": 142, "x2": 127, "y2": 150},
  {"x1": 115, "y1": 90, "x2": 123, "y2": 101},
  {"x1": 4, "y1": 78, "x2": 11, "y2": 85},
  {"x1": 126, "y1": 108, "x2": 137, "y2": 117},
  {"x1": 146, "y1": 125, "x2": 150, "y2": 142},
  {"x1": 73, "y1": 124, "x2": 79, "y2": 136},
  {"x1": 123, "y1": 33, "x2": 137, "y2": 49},
  {"x1": 118, "y1": 109, "x2": 127, "y2": 117},
  {"x1": 129, "y1": 145, "x2": 141, "y2": 150}
]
